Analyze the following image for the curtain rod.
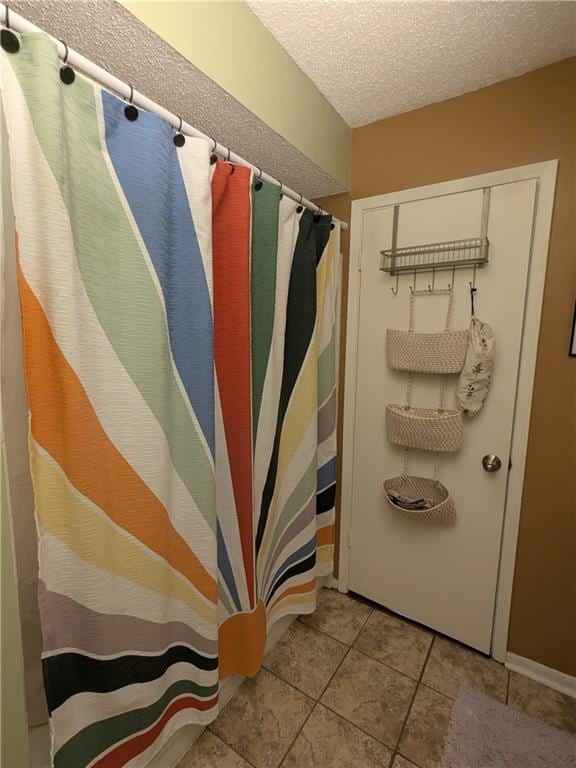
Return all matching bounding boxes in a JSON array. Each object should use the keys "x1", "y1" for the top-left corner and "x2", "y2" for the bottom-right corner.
[{"x1": 0, "y1": 3, "x2": 347, "y2": 230}]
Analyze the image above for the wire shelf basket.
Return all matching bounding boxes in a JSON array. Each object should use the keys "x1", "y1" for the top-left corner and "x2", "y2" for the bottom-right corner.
[{"x1": 380, "y1": 236, "x2": 489, "y2": 275}]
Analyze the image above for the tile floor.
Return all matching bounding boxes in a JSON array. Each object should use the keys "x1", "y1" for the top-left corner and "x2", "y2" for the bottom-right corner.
[{"x1": 180, "y1": 589, "x2": 576, "y2": 768}]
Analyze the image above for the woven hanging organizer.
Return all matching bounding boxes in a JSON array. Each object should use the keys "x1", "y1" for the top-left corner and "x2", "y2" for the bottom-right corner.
[
  {"x1": 386, "y1": 405, "x2": 464, "y2": 452},
  {"x1": 383, "y1": 475, "x2": 456, "y2": 524},
  {"x1": 383, "y1": 290, "x2": 463, "y2": 524},
  {"x1": 386, "y1": 328, "x2": 469, "y2": 374}
]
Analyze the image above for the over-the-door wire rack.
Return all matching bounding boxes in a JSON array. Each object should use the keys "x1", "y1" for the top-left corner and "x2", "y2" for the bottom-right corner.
[{"x1": 380, "y1": 188, "x2": 491, "y2": 276}]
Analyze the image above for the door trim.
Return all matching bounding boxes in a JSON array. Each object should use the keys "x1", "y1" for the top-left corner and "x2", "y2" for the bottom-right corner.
[{"x1": 339, "y1": 161, "x2": 558, "y2": 661}]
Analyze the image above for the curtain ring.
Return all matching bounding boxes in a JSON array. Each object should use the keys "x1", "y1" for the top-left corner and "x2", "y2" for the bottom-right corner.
[
  {"x1": 298, "y1": 194, "x2": 303, "y2": 205},
  {"x1": 58, "y1": 38, "x2": 69, "y2": 64},
  {"x1": 124, "y1": 84, "x2": 138, "y2": 121},
  {"x1": 256, "y1": 167, "x2": 263, "y2": 180},
  {"x1": 225, "y1": 147, "x2": 231, "y2": 162}
]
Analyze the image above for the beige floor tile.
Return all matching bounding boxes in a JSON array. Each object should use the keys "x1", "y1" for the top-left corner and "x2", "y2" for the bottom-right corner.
[
  {"x1": 263, "y1": 620, "x2": 347, "y2": 699},
  {"x1": 392, "y1": 756, "x2": 420, "y2": 768},
  {"x1": 282, "y1": 704, "x2": 393, "y2": 768},
  {"x1": 354, "y1": 610, "x2": 433, "y2": 680},
  {"x1": 210, "y1": 668, "x2": 313, "y2": 768},
  {"x1": 508, "y1": 671, "x2": 576, "y2": 734},
  {"x1": 178, "y1": 730, "x2": 251, "y2": 768},
  {"x1": 321, "y1": 648, "x2": 417, "y2": 748},
  {"x1": 422, "y1": 636, "x2": 508, "y2": 700},
  {"x1": 398, "y1": 685, "x2": 453, "y2": 768},
  {"x1": 299, "y1": 588, "x2": 371, "y2": 645}
]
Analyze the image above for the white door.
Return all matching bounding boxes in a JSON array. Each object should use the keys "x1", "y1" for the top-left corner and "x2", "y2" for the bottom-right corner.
[{"x1": 347, "y1": 178, "x2": 540, "y2": 653}]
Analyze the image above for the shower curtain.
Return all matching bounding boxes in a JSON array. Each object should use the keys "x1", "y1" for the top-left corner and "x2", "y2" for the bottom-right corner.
[{"x1": 1, "y1": 32, "x2": 338, "y2": 767}]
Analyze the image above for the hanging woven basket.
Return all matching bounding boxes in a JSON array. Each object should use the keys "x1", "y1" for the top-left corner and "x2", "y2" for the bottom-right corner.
[
  {"x1": 386, "y1": 405, "x2": 464, "y2": 452},
  {"x1": 386, "y1": 328, "x2": 469, "y2": 374},
  {"x1": 383, "y1": 475, "x2": 456, "y2": 524}
]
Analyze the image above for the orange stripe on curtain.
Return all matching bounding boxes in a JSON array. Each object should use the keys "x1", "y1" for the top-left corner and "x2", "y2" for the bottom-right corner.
[
  {"x1": 269, "y1": 578, "x2": 317, "y2": 613},
  {"x1": 16, "y1": 262, "x2": 216, "y2": 604},
  {"x1": 212, "y1": 162, "x2": 255, "y2": 607},
  {"x1": 317, "y1": 525, "x2": 335, "y2": 547},
  {"x1": 218, "y1": 599, "x2": 267, "y2": 679}
]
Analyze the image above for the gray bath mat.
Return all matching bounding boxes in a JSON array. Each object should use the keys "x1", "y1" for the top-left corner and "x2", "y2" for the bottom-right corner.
[{"x1": 442, "y1": 686, "x2": 576, "y2": 768}]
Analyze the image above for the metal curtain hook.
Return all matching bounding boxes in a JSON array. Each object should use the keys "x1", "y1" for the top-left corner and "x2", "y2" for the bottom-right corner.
[
  {"x1": 256, "y1": 167, "x2": 263, "y2": 180},
  {"x1": 59, "y1": 38, "x2": 69, "y2": 64},
  {"x1": 410, "y1": 269, "x2": 417, "y2": 294},
  {"x1": 428, "y1": 267, "x2": 436, "y2": 292},
  {"x1": 128, "y1": 84, "x2": 134, "y2": 103},
  {"x1": 448, "y1": 265, "x2": 455, "y2": 291},
  {"x1": 176, "y1": 115, "x2": 183, "y2": 133},
  {"x1": 391, "y1": 272, "x2": 399, "y2": 295},
  {"x1": 5, "y1": 3, "x2": 10, "y2": 29}
]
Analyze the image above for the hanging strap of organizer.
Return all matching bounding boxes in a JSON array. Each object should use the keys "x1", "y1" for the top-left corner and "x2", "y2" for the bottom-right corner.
[
  {"x1": 405, "y1": 289, "x2": 454, "y2": 409},
  {"x1": 402, "y1": 290, "x2": 454, "y2": 480}
]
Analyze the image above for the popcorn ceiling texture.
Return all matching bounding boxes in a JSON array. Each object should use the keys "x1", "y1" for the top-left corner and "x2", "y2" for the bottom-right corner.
[
  {"x1": 11, "y1": 0, "x2": 345, "y2": 199},
  {"x1": 248, "y1": 0, "x2": 576, "y2": 128}
]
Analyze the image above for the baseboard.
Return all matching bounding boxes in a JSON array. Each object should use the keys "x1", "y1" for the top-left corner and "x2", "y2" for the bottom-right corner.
[{"x1": 505, "y1": 652, "x2": 576, "y2": 699}]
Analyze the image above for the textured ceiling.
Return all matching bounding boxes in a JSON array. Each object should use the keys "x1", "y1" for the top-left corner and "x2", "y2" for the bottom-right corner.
[
  {"x1": 10, "y1": 0, "x2": 346, "y2": 198},
  {"x1": 248, "y1": 0, "x2": 576, "y2": 128}
]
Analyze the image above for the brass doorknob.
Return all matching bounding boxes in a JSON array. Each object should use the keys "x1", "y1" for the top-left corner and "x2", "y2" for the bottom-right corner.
[{"x1": 482, "y1": 454, "x2": 502, "y2": 473}]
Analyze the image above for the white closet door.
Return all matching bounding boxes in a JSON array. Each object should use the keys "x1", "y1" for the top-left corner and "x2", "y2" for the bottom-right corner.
[{"x1": 348, "y1": 179, "x2": 537, "y2": 652}]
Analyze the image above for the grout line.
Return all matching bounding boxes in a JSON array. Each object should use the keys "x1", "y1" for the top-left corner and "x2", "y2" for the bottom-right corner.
[
  {"x1": 207, "y1": 727, "x2": 260, "y2": 768},
  {"x1": 351, "y1": 645, "x2": 424, "y2": 685},
  {"x1": 319, "y1": 697, "x2": 400, "y2": 754},
  {"x1": 389, "y1": 635, "x2": 436, "y2": 765},
  {"x1": 317, "y1": 637, "x2": 355, "y2": 700},
  {"x1": 294, "y1": 617, "x2": 351, "y2": 651},
  {"x1": 277, "y1": 701, "x2": 318, "y2": 768},
  {"x1": 298, "y1": 607, "x2": 373, "y2": 649}
]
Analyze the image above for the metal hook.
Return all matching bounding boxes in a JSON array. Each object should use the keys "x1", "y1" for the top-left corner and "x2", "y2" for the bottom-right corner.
[
  {"x1": 448, "y1": 265, "x2": 455, "y2": 291},
  {"x1": 256, "y1": 167, "x2": 263, "y2": 180},
  {"x1": 176, "y1": 115, "x2": 183, "y2": 133},
  {"x1": 5, "y1": 3, "x2": 10, "y2": 29},
  {"x1": 58, "y1": 38, "x2": 69, "y2": 64},
  {"x1": 472, "y1": 263, "x2": 477, "y2": 290},
  {"x1": 128, "y1": 84, "x2": 134, "y2": 104},
  {"x1": 410, "y1": 269, "x2": 417, "y2": 294},
  {"x1": 225, "y1": 147, "x2": 231, "y2": 162},
  {"x1": 469, "y1": 281, "x2": 477, "y2": 315},
  {"x1": 391, "y1": 272, "x2": 399, "y2": 296},
  {"x1": 428, "y1": 267, "x2": 436, "y2": 292}
]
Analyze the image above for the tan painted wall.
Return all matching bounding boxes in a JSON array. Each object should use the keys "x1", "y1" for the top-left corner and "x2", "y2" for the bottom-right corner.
[{"x1": 319, "y1": 57, "x2": 575, "y2": 676}]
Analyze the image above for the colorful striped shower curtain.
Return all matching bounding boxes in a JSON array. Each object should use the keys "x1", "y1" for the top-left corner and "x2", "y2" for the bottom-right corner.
[{"x1": 1, "y1": 33, "x2": 338, "y2": 767}]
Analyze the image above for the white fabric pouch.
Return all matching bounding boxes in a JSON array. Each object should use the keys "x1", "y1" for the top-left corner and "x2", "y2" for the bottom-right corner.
[{"x1": 456, "y1": 318, "x2": 495, "y2": 416}]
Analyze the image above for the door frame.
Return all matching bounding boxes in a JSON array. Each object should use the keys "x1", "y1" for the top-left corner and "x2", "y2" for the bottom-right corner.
[{"x1": 339, "y1": 161, "x2": 558, "y2": 661}]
